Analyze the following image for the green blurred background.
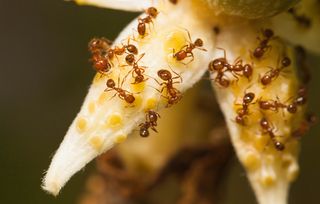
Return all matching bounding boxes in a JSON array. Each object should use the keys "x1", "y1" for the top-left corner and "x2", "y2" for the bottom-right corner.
[{"x1": 0, "y1": 1, "x2": 319, "y2": 203}]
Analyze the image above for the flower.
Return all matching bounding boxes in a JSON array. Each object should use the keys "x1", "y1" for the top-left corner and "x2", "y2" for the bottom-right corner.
[{"x1": 42, "y1": 1, "x2": 319, "y2": 204}]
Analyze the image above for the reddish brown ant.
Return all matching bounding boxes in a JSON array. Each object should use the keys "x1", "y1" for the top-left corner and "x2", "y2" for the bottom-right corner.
[
  {"x1": 258, "y1": 97, "x2": 287, "y2": 112},
  {"x1": 88, "y1": 37, "x2": 113, "y2": 74},
  {"x1": 123, "y1": 53, "x2": 148, "y2": 84},
  {"x1": 260, "y1": 117, "x2": 285, "y2": 151},
  {"x1": 105, "y1": 78, "x2": 135, "y2": 104},
  {"x1": 154, "y1": 69, "x2": 183, "y2": 106},
  {"x1": 139, "y1": 110, "x2": 161, "y2": 137},
  {"x1": 137, "y1": 7, "x2": 159, "y2": 37},
  {"x1": 173, "y1": 30, "x2": 206, "y2": 64},
  {"x1": 295, "y1": 46, "x2": 310, "y2": 84},
  {"x1": 286, "y1": 86, "x2": 308, "y2": 113},
  {"x1": 235, "y1": 92, "x2": 255, "y2": 125},
  {"x1": 288, "y1": 8, "x2": 311, "y2": 28},
  {"x1": 208, "y1": 49, "x2": 253, "y2": 87},
  {"x1": 253, "y1": 28, "x2": 274, "y2": 59},
  {"x1": 292, "y1": 113, "x2": 318, "y2": 139},
  {"x1": 260, "y1": 56, "x2": 291, "y2": 86}
]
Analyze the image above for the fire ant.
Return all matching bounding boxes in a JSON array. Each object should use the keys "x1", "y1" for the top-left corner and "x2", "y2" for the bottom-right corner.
[
  {"x1": 260, "y1": 56, "x2": 291, "y2": 86},
  {"x1": 288, "y1": 8, "x2": 311, "y2": 28},
  {"x1": 173, "y1": 30, "x2": 206, "y2": 64},
  {"x1": 286, "y1": 86, "x2": 308, "y2": 113},
  {"x1": 253, "y1": 28, "x2": 274, "y2": 59},
  {"x1": 154, "y1": 69, "x2": 183, "y2": 107},
  {"x1": 105, "y1": 78, "x2": 135, "y2": 104},
  {"x1": 139, "y1": 110, "x2": 161, "y2": 137},
  {"x1": 295, "y1": 46, "x2": 310, "y2": 84},
  {"x1": 235, "y1": 92, "x2": 255, "y2": 125},
  {"x1": 137, "y1": 7, "x2": 159, "y2": 37},
  {"x1": 124, "y1": 53, "x2": 148, "y2": 84},
  {"x1": 88, "y1": 37, "x2": 113, "y2": 74},
  {"x1": 292, "y1": 113, "x2": 318, "y2": 139},
  {"x1": 258, "y1": 97, "x2": 287, "y2": 112},
  {"x1": 260, "y1": 117, "x2": 285, "y2": 151},
  {"x1": 208, "y1": 49, "x2": 253, "y2": 87}
]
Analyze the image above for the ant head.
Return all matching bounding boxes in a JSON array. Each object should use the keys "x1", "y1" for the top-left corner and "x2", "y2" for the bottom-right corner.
[
  {"x1": 158, "y1": 69, "x2": 172, "y2": 81},
  {"x1": 281, "y1": 57, "x2": 291, "y2": 67},
  {"x1": 106, "y1": 79, "x2": 115, "y2": 88},
  {"x1": 263, "y1": 29, "x2": 274, "y2": 38},
  {"x1": 260, "y1": 117, "x2": 269, "y2": 129},
  {"x1": 147, "y1": 7, "x2": 158, "y2": 18},
  {"x1": 125, "y1": 95, "x2": 135, "y2": 103},
  {"x1": 243, "y1": 92, "x2": 255, "y2": 103},
  {"x1": 125, "y1": 54, "x2": 135, "y2": 64},
  {"x1": 194, "y1": 38, "x2": 203, "y2": 47}
]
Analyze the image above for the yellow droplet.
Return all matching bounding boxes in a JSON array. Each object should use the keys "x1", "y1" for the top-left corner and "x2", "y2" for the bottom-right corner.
[
  {"x1": 106, "y1": 113, "x2": 123, "y2": 128},
  {"x1": 114, "y1": 134, "x2": 127, "y2": 144},
  {"x1": 261, "y1": 175, "x2": 275, "y2": 187},
  {"x1": 76, "y1": 117, "x2": 87, "y2": 132},
  {"x1": 145, "y1": 97, "x2": 158, "y2": 111},
  {"x1": 253, "y1": 135, "x2": 269, "y2": 152},
  {"x1": 163, "y1": 30, "x2": 186, "y2": 54},
  {"x1": 89, "y1": 136, "x2": 104, "y2": 152},
  {"x1": 130, "y1": 81, "x2": 146, "y2": 93},
  {"x1": 243, "y1": 152, "x2": 260, "y2": 171},
  {"x1": 88, "y1": 102, "x2": 96, "y2": 114},
  {"x1": 98, "y1": 92, "x2": 109, "y2": 105}
]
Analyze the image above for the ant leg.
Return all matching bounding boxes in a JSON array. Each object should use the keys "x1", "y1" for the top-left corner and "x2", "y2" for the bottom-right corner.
[{"x1": 216, "y1": 47, "x2": 227, "y2": 59}]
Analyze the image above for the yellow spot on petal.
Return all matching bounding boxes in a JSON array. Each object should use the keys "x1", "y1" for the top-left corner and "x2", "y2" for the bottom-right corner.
[
  {"x1": 98, "y1": 92, "x2": 109, "y2": 105},
  {"x1": 76, "y1": 117, "x2": 87, "y2": 132},
  {"x1": 88, "y1": 102, "x2": 96, "y2": 114},
  {"x1": 164, "y1": 30, "x2": 186, "y2": 54},
  {"x1": 114, "y1": 134, "x2": 127, "y2": 144},
  {"x1": 243, "y1": 152, "x2": 260, "y2": 171},
  {"x1": 106, "y1": 113, "x2": 123, "y2": 128},
  {"x1": 261, "y1": 175, "x2": 275, "y2": 187},
  {"x1": 253, "y1": 135, "x2": 269, "y2": 152},
  {"x1": 130, "y1": 81, "x2": 146, "y2": 93},
  {"x1": 89, "y1": 136, "x2": 104, "y2": 152},
  {"x1": 145, "y1": 97, "x2": 158, "y2": 111}
]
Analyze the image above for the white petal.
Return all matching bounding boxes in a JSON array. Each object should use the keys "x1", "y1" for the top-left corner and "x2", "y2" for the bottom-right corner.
[
  {"x1": 74, "y1": 0, "x2": 156, "y2": 12},
  {"x1": 43, "y1": 1, "x2": 215, "y2": 196}
]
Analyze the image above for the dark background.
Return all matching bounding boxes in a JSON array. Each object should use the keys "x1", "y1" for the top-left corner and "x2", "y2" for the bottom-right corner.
[{"x1": 0, "y1": 1, "x2": 319, "y2": 203}]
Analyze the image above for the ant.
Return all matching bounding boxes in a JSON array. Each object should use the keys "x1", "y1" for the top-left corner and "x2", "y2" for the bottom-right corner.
[
  {"x1": 173, "y1": 30, "x2": 206, "y2": 64},
  {"x1": 169, "y1": 0, "x2": 178, "y2": 4},
  {"x1": 208, "y1": 49, "x2": 253, "y2": 87},
  {"x1": 137, "y1": 7, "x2": 159, "y2": 37},
  {"x1": 295, "y1": 46, "x2": 310, "y2": 84},
  {"x1": 124, "y1": 53, "x2": 148, "y2": 84},
  {"x1": 260, "y1": 56, "x2": 291, "y2": 86},
  {"x1": 105, "y1": 78, "x2": 135, "y2": 104},
  {"x1": 260, "y1": 117, "x2": 285, "y2": 151},
  {"x1": 286, "y1": 86, "x2": 308, "y2": 113},
  {"x1": 253, "y1": 28, "x2": 274, "y2": 59},
  {"x1": 288, "y1": 8, "x2": 311, "y2": 28},
  {"x1": 88, "y1": 37, "x2": 113, "y2": 74},
  {"x1": 139, "y1": 110, "x2": 161, "y2": 137},
  {"x1": 292, "y1": 113, "x2": 317, "y2": 139},
  {"x1": 258, "y1": 97, "x2": 287, "y2": 112},
  {"x1": 235, "y1": 92, "x2": 255, "y2": 125},
  {"x1": 154, "y1": 69, "x2": 183, "y2": 107}
]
